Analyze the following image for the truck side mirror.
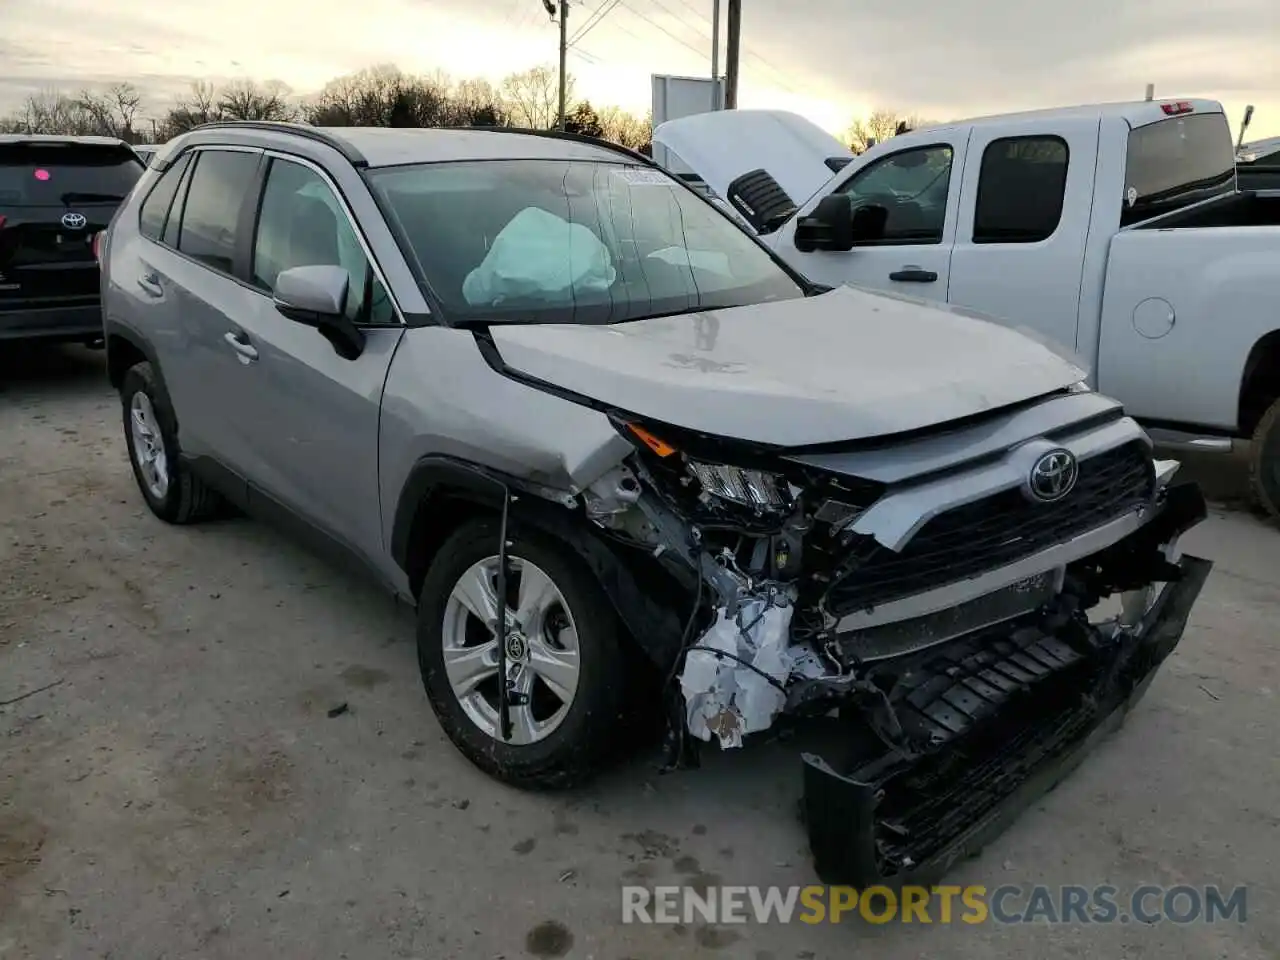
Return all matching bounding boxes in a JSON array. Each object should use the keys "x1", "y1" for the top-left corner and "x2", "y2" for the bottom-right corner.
[
  {"x1": 850, "y1": 203, "x2": 889, "y2": 243},
  {"x1": 794, "y1": 193, "x2": 855, "y2": 252}
]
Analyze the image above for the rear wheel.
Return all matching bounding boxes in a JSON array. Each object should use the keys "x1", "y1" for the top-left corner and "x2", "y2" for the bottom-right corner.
[
  {"x1": 1250, "y1": 397, "x2": 1280, "y2": 524},
  {"x1": 416, "y1": 517, "x2": 628, "y2": 788},
  {"x1": 120, "y1": 361, "x2": 222, "y2": 524}
]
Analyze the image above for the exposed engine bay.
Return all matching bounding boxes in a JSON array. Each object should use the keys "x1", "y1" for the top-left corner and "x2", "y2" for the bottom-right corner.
[{"x1": 576, "y1": 403, "x2": 1212, "y2": 887}]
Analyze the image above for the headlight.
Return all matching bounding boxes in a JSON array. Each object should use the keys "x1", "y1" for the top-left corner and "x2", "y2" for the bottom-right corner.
[
  {"x1": 685, "y1": 461, "x2": 792, "y2": 510},
  {"x1": 614, "y1": 419, "x2": 795, "y2": 513}
]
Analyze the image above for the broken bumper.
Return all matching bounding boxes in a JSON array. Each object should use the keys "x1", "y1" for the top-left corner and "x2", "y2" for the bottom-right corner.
[{"x1": 801, "y1": 517, "x2": 1212, "y2": 887}]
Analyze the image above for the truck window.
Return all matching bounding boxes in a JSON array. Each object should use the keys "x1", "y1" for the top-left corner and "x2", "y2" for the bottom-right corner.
[
  {"x1": 1122, "y1": 113, "x2": 1235, "y2": 226},
  {"x1": 972, "y1": 136, "x2": 1068, "y2": 244},
  {"x1": 835, "y1": 144, "x2": 953, "y2": 244}
]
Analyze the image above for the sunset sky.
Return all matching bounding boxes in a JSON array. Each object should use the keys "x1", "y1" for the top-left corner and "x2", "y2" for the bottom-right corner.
[{"x1": 1, "y1": 0, "x2": 1276, "y2": 139}]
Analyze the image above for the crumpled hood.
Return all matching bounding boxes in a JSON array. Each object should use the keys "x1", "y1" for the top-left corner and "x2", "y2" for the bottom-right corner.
[{"x1": 489, "y1": 285, "x2": 1085, "y2": 447}]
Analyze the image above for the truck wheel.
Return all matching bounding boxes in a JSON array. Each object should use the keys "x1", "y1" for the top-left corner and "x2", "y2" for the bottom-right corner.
[
  {"x1": 1250, "y1": 396, "x2": 1280, "y2": 523},
  {"x1": 417, "y1": 517, "x2": 628, "y2": 789},
  {"x1": 120, "y1": 361, "x2": 222, "y2": 524}
]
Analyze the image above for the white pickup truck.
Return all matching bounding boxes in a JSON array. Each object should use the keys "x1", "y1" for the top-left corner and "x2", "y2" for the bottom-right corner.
[{"x1": 654, "y1": 98, "x2": 1280, "y2": 519}]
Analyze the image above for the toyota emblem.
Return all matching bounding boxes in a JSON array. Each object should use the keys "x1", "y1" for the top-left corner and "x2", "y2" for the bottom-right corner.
[
  {"x1": 61, "y1": 212, "x2": 87, "y2": 230},
  {"x1": 1027, "y1": 449, "x2": 1079, "y2": 503}
]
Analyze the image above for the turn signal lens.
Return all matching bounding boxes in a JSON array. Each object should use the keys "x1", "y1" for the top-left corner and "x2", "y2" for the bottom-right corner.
[{"x1": 625, "y1": 423, "x2": 678, "y2": 458}]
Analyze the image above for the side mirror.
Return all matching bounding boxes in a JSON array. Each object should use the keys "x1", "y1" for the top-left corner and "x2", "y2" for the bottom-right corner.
[
  {"x1": 850, "y1": 203, "x2": 889, "y2": 243},
  {"x1": 794, "y1": 193, "x2": 854, "y2": 252},
  {"x1": 273, "y1": 265, "x2": 366, "y2": 360}
]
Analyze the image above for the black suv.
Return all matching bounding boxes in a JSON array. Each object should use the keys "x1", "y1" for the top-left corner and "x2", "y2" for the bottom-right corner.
[{"x1": 0, "y1": 135, "x2": 144, "y2": 344}]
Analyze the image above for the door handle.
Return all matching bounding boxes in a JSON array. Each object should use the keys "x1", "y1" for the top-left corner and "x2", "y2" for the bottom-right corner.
[
  {"x1": 223, "y1": 330, "x2": 259, "y2": 363},
  {"x1": 137, "y1": 272, "x2": 163, "y2": 297},
  {"x1": 889, "y1": 267, "x2": 938, "y2": 283}
]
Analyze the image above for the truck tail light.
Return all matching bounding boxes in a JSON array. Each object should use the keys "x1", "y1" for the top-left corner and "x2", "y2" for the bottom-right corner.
[
  {"x1": 1160, "y1": 101, "x2": 1194, "y2": 116},
  {"x1": 92, "y1": 231, "x2": 105, "y2": 264}
]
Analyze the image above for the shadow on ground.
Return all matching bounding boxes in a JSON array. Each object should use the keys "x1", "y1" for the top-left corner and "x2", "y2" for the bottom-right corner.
[{"x1": 0, "y1": 344, "x2": 108, "y2": 401}]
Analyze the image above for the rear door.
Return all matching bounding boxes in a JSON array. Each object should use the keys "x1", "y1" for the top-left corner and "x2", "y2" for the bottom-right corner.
[
  {"x1": 0, "y1": 139, "x2": 143, "y2": 312},
  {"x1": 126, "y1": 145, "x2": 265, "y2": 465},
  {"x1": 947, "y1": 117, "x2": 1098, "y2": 356}
]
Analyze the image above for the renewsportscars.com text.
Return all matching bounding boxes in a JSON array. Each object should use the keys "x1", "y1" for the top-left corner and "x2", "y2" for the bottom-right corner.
[{"x1": 621, "y1": 884, "x2": 1247, "y2": 925}]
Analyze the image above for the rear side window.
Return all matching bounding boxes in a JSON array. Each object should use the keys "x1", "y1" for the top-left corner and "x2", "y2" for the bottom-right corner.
[
  {"x1": 176, "y1": 150, "x2": 260, "y2": 273},
  {"x1": 972, "y1": 136, "x2": 1069, "y2": 243},
  {"x1": 0, "y1": 142, "x2": 143, "y2": 206},
  {"x1": 1123, "y1": 113, "x2": 1235, "y2": 226},
  {"x1": 138, "y1": 153, "x2": 192, "y2": 241}
]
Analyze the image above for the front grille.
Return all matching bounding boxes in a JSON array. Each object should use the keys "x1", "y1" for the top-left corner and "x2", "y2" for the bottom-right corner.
[{"x1": 825, "y1": 440, "x2": 1154, "y2": 617}]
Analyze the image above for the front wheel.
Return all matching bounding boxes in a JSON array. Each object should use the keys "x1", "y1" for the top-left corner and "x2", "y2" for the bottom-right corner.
[
  {"x1": 1249, "y1": 396, "x2": 1280, "y2": 524},
  {"x1": 416, "y1": 517, "x2": 628, "y2": 789}
]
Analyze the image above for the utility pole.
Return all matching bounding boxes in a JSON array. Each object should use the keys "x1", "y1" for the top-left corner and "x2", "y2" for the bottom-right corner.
[
  {"x1": 557, "y1": 0, "x2": 569, "y2": 129},
  {"x1": 724, "y1": 0, "x2": 741, "y2": 110},
  {"x1": 711, "y1": 0, "x2": 721, "y2": 110},
  {"x1": 541, "y1": 0, "x2": 569, "y2": 129}
]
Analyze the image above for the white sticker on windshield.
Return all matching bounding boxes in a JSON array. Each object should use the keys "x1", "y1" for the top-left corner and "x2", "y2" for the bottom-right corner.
[
  {"x1": 612, "y1": 167, "x2": 671, "y2": 186},
  {"x1": 1125, "y1": 186, "x2": 1138, "y2": 207}
]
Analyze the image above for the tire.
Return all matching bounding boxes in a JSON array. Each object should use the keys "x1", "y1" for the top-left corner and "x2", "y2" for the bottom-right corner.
[
  {"x1": 417, "y1": 517, "x2": 628, "y2": 789},
  {"x1": 120, "y1": 361, "x2": 222, "y2": 525},
  {"x1": 1249, "y1": 395, "x2": 1280, "y2": 523}
]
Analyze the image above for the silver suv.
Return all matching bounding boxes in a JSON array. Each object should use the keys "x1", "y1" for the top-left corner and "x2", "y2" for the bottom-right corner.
[{"x1": 101, "y1": 121, "x2": 1212, "y2": 886}]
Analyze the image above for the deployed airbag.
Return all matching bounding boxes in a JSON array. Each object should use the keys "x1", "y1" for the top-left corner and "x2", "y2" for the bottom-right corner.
[{"x1": 462, "y1": 207, "x2": 617, "y2": 306}]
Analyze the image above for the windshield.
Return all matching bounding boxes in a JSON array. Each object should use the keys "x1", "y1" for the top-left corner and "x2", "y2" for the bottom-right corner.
[
  {"x1": 0, "y1": 143, "x2": 143, "y2": 206},
  {"x1": 1122, "y1": 113, "x2": 1236, "y2": 226},
  {"x1": 364, "y1": 158, "x2": 805, "y2": 325}
]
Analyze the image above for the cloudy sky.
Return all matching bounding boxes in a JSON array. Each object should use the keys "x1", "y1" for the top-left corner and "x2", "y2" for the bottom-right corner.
[{"x1": 1, "y1": 0, "x2": 1277, "y2": 138}]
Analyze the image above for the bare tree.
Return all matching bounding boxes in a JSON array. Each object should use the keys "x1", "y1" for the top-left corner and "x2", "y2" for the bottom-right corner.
[
  {"x1": 7, "y1": 89, "x2": 95, "y2": 135},
  {"x1": 501, "y1": 65, "x2": 571, "y2": 129},
  {"x1": 218, "y1": 79, "x2": 296, "y2": 122},
  {"x1": 76, "y1": 82, "x2": 143, "y2": 139},
  {"x1": 305, "y1": 66, "x2": 507, "y2": 129},
  {"x1": 845, "y1": 109, "x2": 930, "y2": 154},
  {"x1": 595, "y1": 105, "x2": 650, "y2": 149},
  {"x1": 161, "y1": 81, "x2": 221, "y2": 136}
]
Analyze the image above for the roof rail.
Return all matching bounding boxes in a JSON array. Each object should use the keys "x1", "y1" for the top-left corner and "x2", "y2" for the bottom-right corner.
[
  {"x1": 461, "y1": 125, "x2": 657, "y2": 168},
  {"x1": 187, "y1": 120, "x2": 368, "y2": 166}
]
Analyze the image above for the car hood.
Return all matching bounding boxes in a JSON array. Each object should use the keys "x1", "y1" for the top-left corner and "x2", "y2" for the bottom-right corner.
[
  {"x1": 488, "y1": 285, "x2": 1086, "y2": 447},
  {"x1": 652, "y1": 108, "x2": 853, "y2": 230}
]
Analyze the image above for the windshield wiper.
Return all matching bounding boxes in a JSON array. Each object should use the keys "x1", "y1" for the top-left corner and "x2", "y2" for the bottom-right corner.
[{"x1": 60, "y1": 191, "x2": 125, "y2": 205}]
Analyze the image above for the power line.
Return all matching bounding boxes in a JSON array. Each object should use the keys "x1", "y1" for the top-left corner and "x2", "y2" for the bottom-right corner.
[
  {"x1": 568, "y1": 0, "x2": 623, "y2": 46},
  {"x1": 617, "y1": 1, "x2": 708, "y2": 59}
]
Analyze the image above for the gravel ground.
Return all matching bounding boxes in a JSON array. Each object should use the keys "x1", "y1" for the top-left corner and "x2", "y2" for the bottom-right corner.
[{"x1": 2, "y1": 345, "x2": 1277, "y2": 960}]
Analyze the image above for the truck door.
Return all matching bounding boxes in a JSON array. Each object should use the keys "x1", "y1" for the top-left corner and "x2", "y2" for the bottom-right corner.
[
  {"x1": 770, "y1": 134, "x2": 969, "y2": 303},
  {"x1": 947, "y1": 118, "x2": 1098, "y2": 358}
]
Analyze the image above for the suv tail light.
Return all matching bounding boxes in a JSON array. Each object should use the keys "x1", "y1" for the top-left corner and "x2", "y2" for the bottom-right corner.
[
  {"x1": 92, "y1": 230, "x2": 105, "y2": 264},
  {"x1": 1160, "y1": 101, "x2": 1194, "y2": 116}
]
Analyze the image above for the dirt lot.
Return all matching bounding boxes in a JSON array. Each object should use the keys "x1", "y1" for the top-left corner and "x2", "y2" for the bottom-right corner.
[{"x1": 2, "y1": 345, "x2": 1278, "y2": 959}]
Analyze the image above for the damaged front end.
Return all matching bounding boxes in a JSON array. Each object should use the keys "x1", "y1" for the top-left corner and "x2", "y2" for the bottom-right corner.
[{"x1": 580, "y1": 398, "x2": 1212, "y2": 887}]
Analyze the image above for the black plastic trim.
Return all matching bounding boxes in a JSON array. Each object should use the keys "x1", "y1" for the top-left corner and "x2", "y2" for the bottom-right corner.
[
  {"x1": 389, "y1": 453, "x2": 685, "y2": 667},
  {"x1": 804, "y1": 550, "x2": 1213, "y2": 887}
]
